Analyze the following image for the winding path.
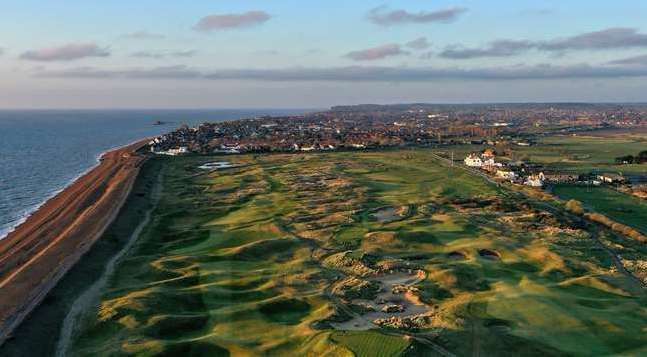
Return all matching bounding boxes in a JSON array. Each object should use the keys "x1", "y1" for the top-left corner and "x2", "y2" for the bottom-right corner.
[{"x1": 55, "y1": 170, "x2": 163, "y2": 357}]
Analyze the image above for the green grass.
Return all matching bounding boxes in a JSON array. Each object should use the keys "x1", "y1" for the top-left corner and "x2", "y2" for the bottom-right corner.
[
  {"x1": 437, "y1": 133, "x2": 647, "y2": 175},
  {"x1": 330, "y1": 331, "x2": 411, "y2": 357},
  {"x1": 553, "y1": 185, "x2": 647, "y2": 234},
  {"x1": 62, "y1": 150, "x2": 647, "y2": 356}
]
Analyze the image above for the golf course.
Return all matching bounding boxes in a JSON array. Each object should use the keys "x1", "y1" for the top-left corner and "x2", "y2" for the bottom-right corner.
[{"x1": 28, "y1": 149, "x2": 647, "y2": 356}]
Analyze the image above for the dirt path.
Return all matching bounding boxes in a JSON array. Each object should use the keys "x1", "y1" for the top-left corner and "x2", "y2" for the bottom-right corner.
[{"x1": 55, "y1": 170, "x2": 163, "y2": 357}]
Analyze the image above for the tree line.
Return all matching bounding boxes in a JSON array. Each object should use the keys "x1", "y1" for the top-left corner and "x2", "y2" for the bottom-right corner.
[{"x1": 615, "y1": 150, "x2": 647, "y2": 164}]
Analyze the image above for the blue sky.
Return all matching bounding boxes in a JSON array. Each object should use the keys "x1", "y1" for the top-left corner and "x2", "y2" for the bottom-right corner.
[{"x1": 2, "y1": 1, "x2": 647, "y2": 108}]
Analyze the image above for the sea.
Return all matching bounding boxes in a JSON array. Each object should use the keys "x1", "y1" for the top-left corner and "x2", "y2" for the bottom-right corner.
[{"x1": 0, "y1": 109, "x2": 308, "y2": 240}]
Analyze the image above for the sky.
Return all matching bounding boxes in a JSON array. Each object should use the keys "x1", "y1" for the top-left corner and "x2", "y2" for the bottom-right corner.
[{"x1": 2, "y1": 0, "x2": 647, "y2": 109}]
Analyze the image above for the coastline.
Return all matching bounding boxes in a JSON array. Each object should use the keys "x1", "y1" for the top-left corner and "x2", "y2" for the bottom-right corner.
[
  {"x1": 0, "y1": 137, "x2": 154, "y2": 241},
  {"x1": 0, "y1": 139, "x2": 151, "y2": 346}
]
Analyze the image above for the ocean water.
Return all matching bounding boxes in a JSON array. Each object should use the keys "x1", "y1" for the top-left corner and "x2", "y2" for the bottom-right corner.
[{"x1": 0, "y1": 109, "x2": 306, "y2": 240}]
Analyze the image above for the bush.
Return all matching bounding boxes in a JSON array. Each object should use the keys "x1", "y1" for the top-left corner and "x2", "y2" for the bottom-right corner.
[
  {"x1": 638, "y1": 150, "x2": 647, "y2": 164},
  {"x1": 585, "y1": 213, "x2": 647, "y2": 243},
  {"x1": 615, "y1": 155, "x2": 635, "y2": 164},
  {"x1": 585, "y1": 213, "x2": 614, "y2": 226},
  {"x1": 565, "y1": 199, "x2": 584, "y2": 215}
]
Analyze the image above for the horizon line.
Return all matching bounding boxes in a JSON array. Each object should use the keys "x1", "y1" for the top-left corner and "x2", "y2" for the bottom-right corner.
[{"x1": 1, "y1": 100, "x2": 647, "y2": 111}]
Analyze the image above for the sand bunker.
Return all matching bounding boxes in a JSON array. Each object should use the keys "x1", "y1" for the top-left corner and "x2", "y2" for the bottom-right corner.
[
  {"x1": 330, "y1": 270, "x2": 432, "y2": 331},
  {"x1": 372, "y1": 206, "x2": 408, "y2": 223},
  {"x1": 478, "y1": 249, "x2": 501, "y2": 260},
  {"x1": 447, "y1": 251, "x2": 467, "y2": 260}
]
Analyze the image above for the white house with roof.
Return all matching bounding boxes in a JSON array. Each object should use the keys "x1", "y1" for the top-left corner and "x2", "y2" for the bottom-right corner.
[
  {"x1": 154, "y1": 146, "x2": 189, "y2": 156},
  {"x1": 483, "y1": 158, "x2": 503, "y2": 168},
  {"x1": 524, "y1": 172, "x2": 545, "y2": 187},
  {"x1": 464, "y1": 154, "x2": 484, "y2": 167},
  {"x1": 496, "y1": 170, "x2": 518, "y2": 180}
]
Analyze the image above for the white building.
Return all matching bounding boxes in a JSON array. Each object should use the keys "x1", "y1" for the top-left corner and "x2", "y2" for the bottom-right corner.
[
  {"x1": 217, "y1": 144, "x2": 241, "y2": 154},
  {"x1": 464, "y1": 154, "x2": 483, "y2": 167},
  {"x1": 483, "y1": 158, "x2": 503, "y2": 168},
  {"x1": 524, "y1": 172, "x2": 545, "y2": 187},
  {"x1": 154, "y1": 146, "x2": 189, "y2": 156},
  {"x1": 496, "y1": 170, "x2": 518, "y2": 180}
]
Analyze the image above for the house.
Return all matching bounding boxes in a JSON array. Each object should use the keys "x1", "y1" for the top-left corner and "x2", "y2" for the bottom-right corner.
[
  {"x1": 154, "y1": 146, "x2": 189, "y2": 156},
  {"x1": 597, "y1": 173, "x2": 626, "y2": 184},
  {"x1": 543, "y1": 173, "x2": 578, "y2": 183},
  {"x1": 482, "y1": 149, "x2": 496, "y2": 159},
  {"x1": 524, "y1": 172, "x2": 545, "y2": 187},
  {"x1": 496, "y1": 170, "x2": 518, "y2": 180},
  {"x1": 483, "y1": 158, "x2": 503, "y2": 168},
  {"x1": 464, "y1": 154, "x2": 483, "y2": 167},
  {"x1": 216, "y1": 144, "x2": 241, "y2": 154}
]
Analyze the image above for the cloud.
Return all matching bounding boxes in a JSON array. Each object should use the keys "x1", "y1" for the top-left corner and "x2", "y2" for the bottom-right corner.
[
  {"x1": 439, "y1": 28, "x2": 647, "y2": 59},
  {"x1": 368, "y1": 6, "x2": 467, "y2": 26},
  {"x1": 539, "y1": 28, "x2": 647, "y2": 50},
  {"x1": 608, "y1": 54, "x2": 647, "y2": 66},
  {"x1": 131, "y1": 50, "x2": 197, "y2": 59},
  {"x1": 440, "y1": 40, "x2": 534, "y2": 59},
  {"x1": 405, "y1": 37, "x2": 431, "y2": 50},
  {"x1": 39, "y1": 65, "x2": 202, "y2": 79},
  {"x1": 345, "y1": 44, "x2": 407, "y2": 61},
  {"x1": 0, "y1": 48, "x2": 4, "y2": 56},
  {"x1": 419, "y1": 51, "x2": 434, "y2": 60},
  {"x1": 122, "y1": 31, "x2": 166, "y2": 40},
  {"x1": 20, "y1": 43, "x2": 109, "y2": 61},
  {"x1": 194, "y1": 11, "x2": 271, "y2": 31},
  {"x1": 37, "y1": 63, "x2": 647, "y2": 82}
]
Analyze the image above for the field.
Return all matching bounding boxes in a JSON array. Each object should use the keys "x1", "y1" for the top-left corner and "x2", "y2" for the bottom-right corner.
[
  {"x1": 515, "y1": 135, "x2": 647, "y2": 174},
  {"x1": 441, "y1": 132, "x2": 647, "y2": 175},
  {"x1": 553, "y1": 185, "x2": 647, "y2": 235},
  {"x1": 66, "y1": 150, "x2": 646, "y2": 356}
]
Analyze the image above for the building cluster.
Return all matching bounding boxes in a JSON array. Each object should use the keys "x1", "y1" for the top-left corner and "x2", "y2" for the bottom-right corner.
[
  {"x1": 464, "y1": 150, "x2": 545, "y2": 186},
  {"x1": 464, "y1": 149, "x2": 637, "y2": 189},
  {"x1": 149, "y1": 103, "x2": 647, "y2": 158}
]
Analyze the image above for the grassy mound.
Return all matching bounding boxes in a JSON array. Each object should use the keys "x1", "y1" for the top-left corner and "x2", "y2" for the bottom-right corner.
[{"x1": 258, "y1": 298, "x2": 311, "y2": 325}]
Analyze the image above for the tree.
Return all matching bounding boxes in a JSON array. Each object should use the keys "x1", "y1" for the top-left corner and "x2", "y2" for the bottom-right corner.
[
  {"x1": 637, "y1": 150, "x2": 647, "y2": 164},
  {"x1": 615, "y1": 155, "x2": 634, "y2": 164}
]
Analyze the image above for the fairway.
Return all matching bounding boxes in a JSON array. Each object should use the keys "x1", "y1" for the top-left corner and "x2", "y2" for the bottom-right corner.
[{"x1": 69, "y1": 150, "x2": 647, "y2": 356}]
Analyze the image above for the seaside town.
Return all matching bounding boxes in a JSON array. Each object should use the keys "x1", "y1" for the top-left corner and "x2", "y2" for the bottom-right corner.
[{"x1": 150, "y1": 103, "x2": 647, "y2": 195}]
